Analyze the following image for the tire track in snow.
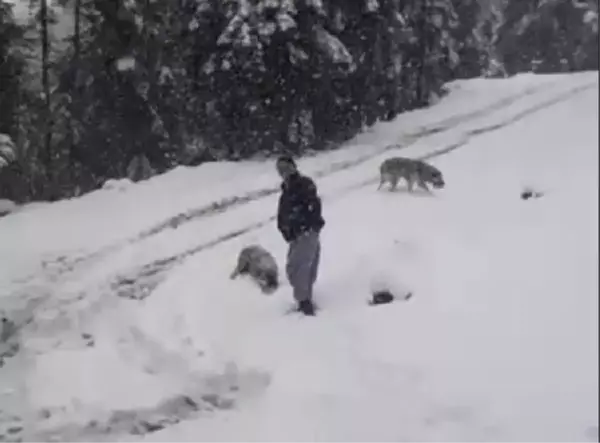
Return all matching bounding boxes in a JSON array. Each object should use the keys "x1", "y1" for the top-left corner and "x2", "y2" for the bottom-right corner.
[
  {"x1": 23, "y1": 78, "x2": 579, "y2": 304},
  {"x1": 2, "y1": 84, "x2": 536, "y2": 360},
  {"x1": 28, "y1": 362, "x2": 271, "y2": 442},
  {"x1": 79, "y1": 80, "x2": 553, "y2": 252},
  {"x1": 109, "y1": 80, "x2": 596, "y2": 302},
  {"x1": 89, "y1": 80, "x2": 573, "y2": 300},
  {"x1": 11, "y1": 79, "x2": 556, "y2": 289},
  {"x1": 0, "y1": 80, "x2": 571, "y2": 438}
]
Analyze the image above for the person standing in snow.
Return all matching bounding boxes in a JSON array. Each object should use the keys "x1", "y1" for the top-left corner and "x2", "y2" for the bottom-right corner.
[{"x1": 276, "y1": 155, "x2": 325, "y2": 316}]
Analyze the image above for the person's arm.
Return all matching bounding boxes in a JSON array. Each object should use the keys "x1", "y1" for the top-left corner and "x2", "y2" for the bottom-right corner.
[{"x1": 299, "y1": 177, "x2": 320, "y2": 209}]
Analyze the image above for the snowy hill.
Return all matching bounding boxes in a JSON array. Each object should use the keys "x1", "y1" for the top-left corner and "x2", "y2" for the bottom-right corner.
[{"x1": 0, "y1": 72, "x2": 598, "y2": 442}]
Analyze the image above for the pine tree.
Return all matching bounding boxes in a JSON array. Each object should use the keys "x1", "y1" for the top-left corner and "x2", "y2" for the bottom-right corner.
[
  {"x1": 450, "y1": 0, "x2": 484, "y2": 78},
  {"x1": 0, "y1": 0, "x2": 27, "y2": 137},
  {"x1": 496, "y1": 0, "x2": 598, "y2": 75},
  {"x1": 50, "y1": 0, "x2": 165, "y2": 189},
  {"x1": 5, "y1": 0, "x2": 553, "y2": 200},
  {"x1": 199, "y1": 0, "x2": 354, "y2": 155},
  {"x1": 0, "y1": 0, "x2": 35, "y2": 201},
  {"x1": 477, "y1": 0, "x2": 506, "y2": 77}
]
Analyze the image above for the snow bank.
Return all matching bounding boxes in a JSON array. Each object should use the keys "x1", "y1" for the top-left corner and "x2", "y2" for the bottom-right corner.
[
  {"x1": 0, "y1": 200, "x2": 17, "y2": 217},
  {"x1": 102, "y1": 178, "x2": 134, "y2": 192}
]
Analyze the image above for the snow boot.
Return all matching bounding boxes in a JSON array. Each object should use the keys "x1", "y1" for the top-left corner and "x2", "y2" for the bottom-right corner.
[{"x1": 298, "y1": 300, "x2": 316, "y2": 316}]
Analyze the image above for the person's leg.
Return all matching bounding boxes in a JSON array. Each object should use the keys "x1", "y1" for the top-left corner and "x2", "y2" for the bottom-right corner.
[
  {"x1": 286, "y1": 232, "x2": 319, "y2": 310},
  {"x1": 287, "y1": 236, "x2": 311, "y2": 303},
  {"x1": 308, "y1": 234, "x2": 321, "y2": 299}
]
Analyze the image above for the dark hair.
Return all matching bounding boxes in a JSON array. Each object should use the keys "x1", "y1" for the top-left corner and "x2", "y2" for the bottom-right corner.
[{"x1": 276, "y1": 155, "x2": 296, "y2": 168}]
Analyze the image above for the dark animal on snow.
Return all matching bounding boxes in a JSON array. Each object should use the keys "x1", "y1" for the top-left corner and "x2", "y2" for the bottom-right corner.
[{"x1": 378, "y1": 156, "x2": 445, "y2": 192}]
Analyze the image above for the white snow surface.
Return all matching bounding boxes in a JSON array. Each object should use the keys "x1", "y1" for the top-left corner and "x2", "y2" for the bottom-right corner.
[{"x1": 0, "y1": 72, "x2": 598, "y2": 442}]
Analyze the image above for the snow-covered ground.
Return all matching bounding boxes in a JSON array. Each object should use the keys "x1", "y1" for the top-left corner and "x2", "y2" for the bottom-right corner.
[{"x1": 0, "y1": 72, "x2": 598, "y2": 442}]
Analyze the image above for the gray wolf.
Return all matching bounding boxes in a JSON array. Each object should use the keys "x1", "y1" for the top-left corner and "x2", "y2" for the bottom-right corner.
[
  {"x1": 377, "y1": 156, "x2": 445, "y2": 192},
  {"x1": 230, "y1": 245, "x2": 279, "y2": 294},
  {"x1": 276, "y1": 155, "x2": 324, "y2": 316}
]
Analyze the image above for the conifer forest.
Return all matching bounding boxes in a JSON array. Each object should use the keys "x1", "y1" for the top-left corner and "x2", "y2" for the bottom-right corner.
[{"x1": 0, "y1": 0, "x2": 598, "y2": 202}]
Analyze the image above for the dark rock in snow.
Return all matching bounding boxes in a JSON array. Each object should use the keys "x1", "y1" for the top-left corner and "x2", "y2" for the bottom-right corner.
[
  {"x1": 7, "y1": 426, "x2": 22, "y2": 434},
  {"x1": 372, "y1": 290, "x2": 395, "y2": 305},
  {"x1": 369, "y1": 289, "x2": 413, "y2": 306},
  {"x1": 81, "y1": 332, "x2": 95, "y2": 347},
  {"x1": 521, "y1": 187, "x2": 544, "y2": 200}
]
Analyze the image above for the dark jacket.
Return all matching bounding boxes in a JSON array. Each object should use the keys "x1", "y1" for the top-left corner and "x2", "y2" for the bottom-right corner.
[{"x1": 277, "y1": 172, "x2": 325, "y2": 243}]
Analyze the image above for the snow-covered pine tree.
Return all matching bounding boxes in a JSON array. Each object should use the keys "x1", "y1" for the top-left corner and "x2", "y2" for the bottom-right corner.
[
  {"x1": 477, "y1": 0, "x2": 506, "y2": 78},
  {"x1": 0, "y1": 0, "x2": 48, "y2": 201},
  {"x1": 578, "y1": 0, "x2": 598, "y2": 70},
  {"x1": 55, "y1": 0, "x2": 160, "y2": 186},
  {"x1": 4, "y1": 0, "x2": 531, "y2": 200},
  {"x1": 398, "y1": 0, "x2": 458, "y2": 107},
  {"x1": 496, "y1": 0, "x2": 598, "y2": 75},
  {"x1": 197, "y1": 0, "x2": 356, "y2": 156},
  {"x1": 495, "y1": 0, "x2": 539, "y2": 75},
  {"x1": 450, "y1": 0, "x2": 485, "y2": 79},
  {"x1": 0, "y1": 1, "x2": 27, "y2": 138},
  {"x1": 534, "y1": 0, "x2": 598, "y2": 72}
]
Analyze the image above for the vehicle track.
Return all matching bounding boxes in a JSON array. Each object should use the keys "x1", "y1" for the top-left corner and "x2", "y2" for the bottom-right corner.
[
  {"x1": 109, "y1": 79, "x2": 596, "y2": 302},
  {"x1": 74, "y1": 80, "x2": 555, "y2": 259},
  {"x1": 0, "y1": 79, "x2": 572, "y2": 371},
  {"x1": 6, "y1": 79, "x2": 557, "y2": 293}
]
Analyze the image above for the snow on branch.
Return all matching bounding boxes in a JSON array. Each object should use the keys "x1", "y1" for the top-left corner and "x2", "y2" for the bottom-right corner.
[
  {"x1": 313, "y1": 24, "x2": 355, "y2": 70},
  {"x1": 116, "y1": 56, "x2": 137, "y2": 72},
  {"x1": 0, "y1": 134, "x2": 16, "y2": 169}
]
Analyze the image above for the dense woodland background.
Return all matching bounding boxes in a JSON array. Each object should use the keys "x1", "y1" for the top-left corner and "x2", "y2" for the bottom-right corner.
[{"x1": 0, "y1": 0, "x2": 598, "y2": 202}]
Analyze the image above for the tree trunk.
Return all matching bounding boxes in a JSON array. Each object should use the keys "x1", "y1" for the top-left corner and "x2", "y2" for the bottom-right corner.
[
  {"x1": 68, "y1": 0, "x2": 81, "y2": 194},
  {"x1": 40, "y1": 0, "x2": 53, "y2": 198}
]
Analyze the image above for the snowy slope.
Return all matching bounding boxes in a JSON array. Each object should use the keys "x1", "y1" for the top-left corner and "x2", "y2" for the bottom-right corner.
[{"x1": 0, "y1": 72, "x2": 598, "y2": 442}]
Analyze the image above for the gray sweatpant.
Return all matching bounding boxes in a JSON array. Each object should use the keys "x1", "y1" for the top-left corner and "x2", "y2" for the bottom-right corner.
[{"x1": 286, "y1": 231, "x2": 321, "y2": 303}]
